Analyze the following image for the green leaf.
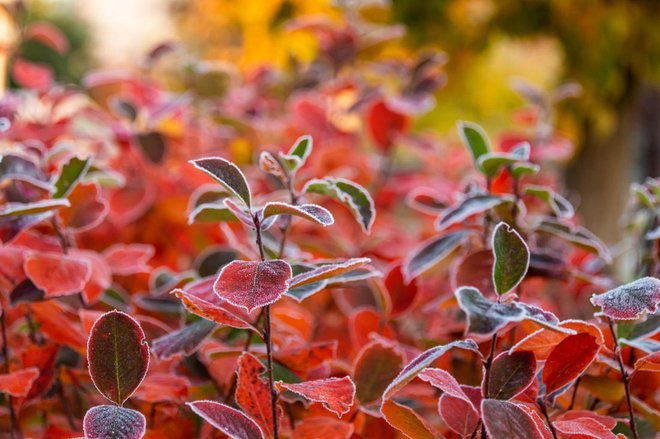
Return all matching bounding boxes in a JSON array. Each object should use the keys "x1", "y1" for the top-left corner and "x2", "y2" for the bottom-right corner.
[
  {"x1": 190, "y1": 157, "x2": 252, "y2": 208},
  {"x1": 303, "y1": 177, "x2": 375, "y2": 233},
  {"x1": 458, "y1": 121, "x2": 490, "y2": 167},
  {"x1": 403, "y1": 231, "x2": 467, "y2": 282},
  {"x1": 525, "y1": 185, "x2": 574, "y2": 218},
  {"x1": 436, "y1": 194, "x2": 513, "y2": 231},
  {"x1": 52, "y1": 155, "x2": 91, "y2": 198},
  {"x1": 0, "y1": 199, "x2": 70, "y2": 217},
  {"x1": 279, "y1": 135, "x2": 313, "y2": 173},
  {"x1": 492, "y1": 222, "x2": 530, "y2": 295}
]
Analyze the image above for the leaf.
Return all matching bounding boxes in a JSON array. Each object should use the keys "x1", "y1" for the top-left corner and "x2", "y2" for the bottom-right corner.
[
  {"x1": 303, "y1": 177, "x2": 375, "y2": 233},
  {"x1": 151, "y1": 319, "x2": 216, "y2": 360},
  {"x1": 83, "y1": 405, "x2": 146, "y2": 439},
  {"x1": 382, "y1": 339, "x2": 479, "y2": 401},
  {"x1": 188, "y1": 203, "x2": 237, "y2": 224},
  {"x1": 133, "y1": 373, "x2": 190, "y2": 403},
  {"x1": 215, "y1": 260, "x2": 292, "y2": 312},
  {"x1": 276, "y1": 377, "x2": 355, "y2": 417},
  {"x1": 384, "y1": 262, "x2": 419, "y2": 316},
  {"x1": 634, "y1": 351, "x2": 660, "y2": 373},
  {"x1": 456, "y1": 287, "x2": 524, "y2": 335},
  {"x1": 353, "y1": 340, "x2": 404, "y2": 405},
  {"x1": 136, "y1": 131, "x2": 166, "y2": 164},
  {"x1": 261, "y1": 202, "x2": 334, "y2": 226},
  {"x1": 481, "y1": 399, "x2": 544, "y2": 439},
  {"x1": 60, "y1": 183, "x2": 109, "y2": 232},
  {"x1": 512, "y1": 320, "x2": 602, "y2": 361},
  {"x1": 553, "y1": 417, "x2": 617, "y2": 439},
  {"x1": 590, "y1": 277, "x2": 660, "y2": 320},
  {"x1": 380, "y1": 399, "x2": 436, "y2": 439},
  {"x1": 403, "y1": 230, "x2": 467, "y2": 282},
  {"x1": 236, "y1": 352, "x2": 280, "y2": 438},
  {"x1": 31, "y1": 301, "x2": 86, "y2": 350},
  {"x1": 436, "y1": 194, "x2": 513, "y2": 231},
  {"x1": 276, "y1": 341, "x2": 336, "y2": 375},
  {"x1": 52, "y1": 155, "x2": 91, "y2": 198},
  {"x1": 287, "y1": 258, "x2": 371, "y2": 290},
  {"x1": 87, "y1": 310, "x2": 150, "y2": 404},
  {"x1": 103, "y1": 244, "x2": 154, "y2": 275},
  {"x1": 418, "y1": 368, "x2": 477, "y2": 410},
  {"x1": 20, "y1": 343, "x2": 59, "y2": 399},
  {"x1": 190, "y1": 157, "x2": 252, "y2": 208},
  {"x1": 259, "y1": 152, "x2": 289, "y2": 185},
  {"x1": 292, "y1": 417, "x2": 353, "y2": 439},
  {"x1": 281, "y1": 135, "x2": 312, "y2": 172},
  {"x1": 525, "y1": 185, "x2": 574, "y2": 218},
  {"x1": 438, "y1": 387, "x2": 482, "y2": 436},
  {"x1": 174, "y1": 288, "x2": 259, "y2": 333},
  {"x1": 458, "y1": 121, "x2": 490, "y2": 166},
  {"x1": 536, "y1": 219, "x2": 611, "y2": 263},
  {"x1": 492, "y1": 222, "x2": 530, "y2": 295},
  {"x1": 487, "y1": 350, "x2": 536, "y2": 400},
  {"x1": 617, "y1": 312, "x2": 660, "y2": 340},
  {"x1": 187, "y1": 400, "x2": 264, "y2": 439},
  {"x1": 542, "y1": 333, "x2": 599, "y2": 395},
  {"x1": 24, "y1": 253, "x2": 91, "y2": 297},
  {"x1": 0, "y1": 199, "x2": 70, "y2": 217},
  {"x1": 0, "y1": 367, "x2": 39, "y2": 397},
  {"x1": 476, "y1": 144, "x2": 531, "y2": 178}
]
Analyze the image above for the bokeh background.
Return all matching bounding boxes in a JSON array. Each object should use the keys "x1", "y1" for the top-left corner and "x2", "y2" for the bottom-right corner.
[{"x1": 3, "y1": 0, "x2": 660, "y2": 245}]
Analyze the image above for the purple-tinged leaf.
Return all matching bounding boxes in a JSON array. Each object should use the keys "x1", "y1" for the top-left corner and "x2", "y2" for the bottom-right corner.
[
  {"x1": 288, "y1": 258, "x2": 370, "y2": 289},
  {"x1": 83, "y1": 405, "x2": 146, "y2": 439},
  {"x1": 525, "y1": 185, "x2": 574, "y2": 218},
  {"x1": 403, "y1": 230, "x2": 467, "y2": 282},
  {"x1": 261, "y1": 202, "x2": 334, "y2": 226},
  {"x1": 481, "y1": 399, "x2": 544, "y2": 439},
  {"x1": 87, "y1": 310, "x2": 150, "y2": 404},
  {"x1": 382, "y1": 339, "x2": 479, "y2": 401},
  {"x1": 277, "y1": 377, "x2": 355, "y2": 417},
  {"x1": 215, "y1": 260, "x2": 292, "y2": 312},
  {"x1": 151, "y1": 319, "x2": 216, "y2": 360},
  {"x1": 52, "y1": 155, "x2": 91, "y2": 199},
  {"x1": 435, "y1": 194, "x2": 513, "y2": 231},
  {"x1": 492, "y1": 222, "x2": 530, "y2": 295},
  {"x1": 0, "y1": 199, "x2": 70, "y2": 217},
  {"x1": 173, "y1": 288, "x2": 260, "y2": 334},
  {"x1": 190, "y1": 157, "x2": 252, "y2": 208},
  {"x1": 458, "y1": 121, "x2": 490, "y2": 166},
  {"x1": 418, "y1": 368, "x2": 477, "y2": 410},
  {"x1": 590, "y1": 277, "x2": 660, "y2": 320},
  {"x1": 438, "y1": 386, "x2": 481, "y2": 436},
  {"x1": 303, "y1": 177, "x2": 375, "y2": 234},
  {"x1": 487, "y1": 350, "x2": 536, "y2": 400},
  {"x1": 187, "y1": 400, "x2": 264, "y2": 439}
]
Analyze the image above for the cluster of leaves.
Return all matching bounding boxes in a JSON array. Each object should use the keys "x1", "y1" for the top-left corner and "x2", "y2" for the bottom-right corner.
[{"x1": 0, "y1": 14, "x2": 658, "y2": 439}]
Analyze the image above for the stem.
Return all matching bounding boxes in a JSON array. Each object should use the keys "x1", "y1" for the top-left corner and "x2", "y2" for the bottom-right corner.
[
  {"x1": 480, "y1": 332, "x2": 498, "y2": 439},
  {"x1": 1, "y1": 309, "x2": 19, "y2": 439},
  {"x1": 469, "y1": 420, "x2": 482, "y2": 439},
  {"x1": 568, "y1": 376, "x2": 581, "y2": 410},
  {"x1": 51, "y1": 217, "x2": 70, "y2": 255},
  {"x1": 538, "y1": 399, "x2": 558, "y2": 439},
  {"x1": 607, "y1": 318, "x2": 639, "y2": 439},
  {"x1": 224, "y1": 310, "x2": 264, "y2": 403}
]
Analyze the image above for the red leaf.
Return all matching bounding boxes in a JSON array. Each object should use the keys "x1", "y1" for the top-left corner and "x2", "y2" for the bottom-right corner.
[
  {"x1": 24, "y1": 22, "x2": 69, "y2": 54},
  {"x1": 634, "y1": 351, "x2": 660, "y2": 373},
  {"x1": 0, "y1": 367, "x2": 39, "y2": 397},
  {"x1": 590, "y1": 277, "x2": 660, "y2": 320},
  {"x1": 353, "y1": 340, "x2": 404, "y2": 405},
  {"x1": 418, "y1": 368, "x2": 476, "y2": 409},
  {"x1": 554, "y1": 416, "x2": 617, "y2": 439},
  {"x1": 31, "y1": 301, "x2": 86, "y2": 350},
  {"x1": 276, "y1": 341, "x2": 336, "y2": 376},
  {"x1": 59, "y1": 183, "x2": 108, "y2": 232},
  {"x1": 366, "y1": 99, "x2": 410, "y2": 151},
  {"x1": 174, "y1": 287, "x2": 259, "y2": 333},
  {"x1": 481, "y1": 399, "x2": 544, "y2": 439},
  {"x1": 87, "y1": 310, "x2": 150, "y2": 404},
  {"x1": 236, "y1": 352, "x2": 280, "y2": 438},
  {"x1": 276, "y1": 377, "x2": 355, "y2": 418},
  {"x1": 487, "y1": 350, "x2": 536, "y2": 400},
  {"x1": 24, "y1": 252, "x2": 91, "y2": 297},
  {"x1": 83, "y1": 405, "x2": 146, "y2": 439},
  {"x1": 12, "y1": 58, "x2": 53, "y2": 90},
  {"x1": 72, "y1": 250, "x2": 111, "y2": 305},
  {"x1": 21, "y1": 343, "x2": 58, "y2": 399},
  {"x1": 384, "y1": 262, "x2": 419, "y2": 317},
  {"x1": 438, "y1": 387, "x2": 482, "y2": 436},
  {"x1": 380, "y1": 399, "x2": 435, "y2": 439},
  {"x1": 188, "y1": 400, "x2": 264, "y2": 439},
  {"x1": 133, "y1": 373, "x2": 190, "y2": 403},
  {"x1": 292, "y1": 417, "x2": 353, "y2": 439},
  {"x1": 542, "y1": 333, "x2": 599, "y2": 394},
  {"x1": 215, "y1": 260, "x2": 292, "y2": 312},
  {"x1": 103, "y1": 243, "x2": 154, "y2": 275},
  {"x1": 288, "y1": 258, "x2": 370, "y2": 289}
]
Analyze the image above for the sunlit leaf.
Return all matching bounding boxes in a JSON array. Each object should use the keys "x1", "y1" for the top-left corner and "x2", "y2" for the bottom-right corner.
[
  {"x1": 277, "y1": 377, "x2": 355, "y2": 417},
  {"x1": 481, "y1": 399, "x2": 544, "y2": 439},
  {"x1": 590, "y1": 277, "x2": 660, "y2": 320},
  {"x1": 87, "y1": 310, "x2": 150, "y2": 404},
  {"x1": 0, "y1": 367, "x2": 39, "y2": 397},
  {"x1": 190, "y1": 157, "x2": 252, "y2": 208},
  {"x1": 380, "y1": 399, "x2": 435, "y2": 439},
  {"x1": 187, "y1": 400, "x2": 264, "y2": 439},
  {"x1": 403, "y1": 230, "x2": 467, "y2": 282},
  {"x1": 214, "y1": 260, "x2": 291, "y2": 312},
  {"x1": 83, "y1": 405, "x2": 146, "y2": 439},
  {"x1": 542, "y1": 333, "x2": 599, "y2": 395},
  {"x1": 492, "y1": 222, "x2": 530, "y2": 295},
  {"x1": 52, "y1": 155, "x2": 91, "y2": 198},
  {"x1": 487, "y1": 350, "x2": 536, "y2": 400}
]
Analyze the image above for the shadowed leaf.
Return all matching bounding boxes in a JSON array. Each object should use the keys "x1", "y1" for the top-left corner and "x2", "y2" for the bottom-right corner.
[
  {"x1": 439, "y1": 386, "x2": 482, "y2": 436},
  {"x1": 215, "y1": 260, "x2": 292, "y2": 312},
  {"x1": 492, "y1": 222, "x2": 530, "y2": 295},
  {"x1": 590, "y1": 277, "x2": 660, "y2": 320},
  {"x1": 190, "y1": 157, "x2": 252, "y2": 208},
  {"x1": 487, "y1": 350, "x2": 536, "y2": 400},
  {"x1": 354, "y1": 340, "x2": 404, "y2": 405},
  {"x1": 403, "y1": 230, "x2": 467, "y2": 282},
  {"x1": 187, "y1": 400, "x2": 264, "y2": 439},
  {"x1": 482, "y1": 399, "x2": 543, "y2": 439},
  {"x1": 151, "y1": 319, "x2": 216, "y2": 360}
]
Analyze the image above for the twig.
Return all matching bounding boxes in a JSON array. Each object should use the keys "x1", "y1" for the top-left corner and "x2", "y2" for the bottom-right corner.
[
  {"x1": 538, "y1": 398, "x2": 558, "y2": 439},
  {"x1": 568, "y1": 376, "x2": 581, "y2": 410}
]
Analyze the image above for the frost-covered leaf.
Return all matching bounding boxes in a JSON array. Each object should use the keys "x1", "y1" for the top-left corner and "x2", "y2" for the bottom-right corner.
[
  {"x1": 439, "y1": 386, "x2": 482, "y2": 436},
  {"x1": 403, "y1": 230, "x2": 467, "y2": 282},
  {"x1": 103, "y1": 244, "x2": 154, "y2": 276},
  {"x1": 284, "y1": 264, "x2": 328, "y2": 302},
  {"x1": 537, "y1": 219, "x2": 611, "y2": 263},
  {"x1": 525, "y1": 185, "x2": 574, "y2": 218},
  {"x1": 436, "y1": 194, "x2": 513, "y2": 231},
  {"x1": 188, "y1": 203, "x2": 237, "y2": 224},
  {"x1": 633, "y1": 351, "x2": 660, "y2": 373},
  {"x1": 288, "y1": 258, "x2": 370, "y2": 290},
  {"x1": 0, "y1": 199, "x2": 70, "y2": 217},
  {"x1": 353, "y1": 340, "x2": 404, "y2": 405},
  {"x1": 0, "y1": 367, "x2": 39, "y2": 397},
  {"x1": 553, "y1": 415, "x2": 617, "y2": 439},
  {"x1": 481, "y1": 399, "x2": 544, "y2": 439},
  {"x1": 292, "y1": 417, "x2": 353, "y2": 439},
  {"x1": 214, "y1": 260, "x2": 292, "y2": 312},
  {"x1": 542, "y1": 333, "x2": 599, "y2": 395},
  {"x1": 52, "y1": 155, "x2": 91, "y2": 198},
  {"x1": 173, "y1": 287, "x2": 259, "y2": 333},
  {"x1": 492, "y1": 222, "x2": 530, "y2": 295},
  {"x1": 458, "y1": 121, "x2": 490, "y2": 166},
  {"x1": 590, "y1": 277, "x2": 660, "y2": 320},
  {"x1": 303, "y1": 177, "x2": 375, "y2": 233},
  {"x1": 236, "y1": 352, "x2": 280, "y2": 438},
  {"x1": 382, "y1": 339, "x2": 479, "y2": 401},
  {"x1": 190, "y1": 157, "x2": 252, "y2": 208},
  {"x1": 418, "y1": 368, "x2": 477, "y2": 410},
  {"x1": 151, "y1": 319, "x2": 216, "y2": 360},
  {"x1": 24, "y1": 253, "x2": 91, "y2": 297},
  {"x1": 456, "y1": 287, "x2": 524, "y2": 336},
  {"x1": 279, "y1": 135, "x2": 313, "y2": 173},
  {"x1": 261, "y1": 202, "x2": 334, "y2": 226},
  {"x1": 277, "y1": 377, "x2": 355, "y2": 417},
  {"x1": 380, "y1": 399, "x2": 436, "y2": 439},
  {"x1": 487, "y1": 351, "x2": 536, "y2": 400},
  {"x1": 83, "y1": 405, "x2": 146, "y2": 439},
  {"x1": 87, "y1": 310, "x2": 150, "y2": 404},
  {"x1": 187, "y1": 400, "x2": 264, "y2": 439}
]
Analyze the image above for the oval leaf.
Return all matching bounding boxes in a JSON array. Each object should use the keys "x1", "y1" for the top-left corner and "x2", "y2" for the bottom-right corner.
[
  {"x1": 436, "y1": 195, "x2": 512, "y2": 231},
  {"x1": 403, "y1": 231, "x2": 467, "y2": 282},
  {"x1": 288, "y1": 258, "x2": 370, "y2": 290},
  {"x1": 261, "y1": 202, "x2": 334, "y2": 226},
  {"x1": 487, "y1": 350, "x2": 536, "y2": 400},
  {"x1": 492, "y1": 222, "x2": 530, "y2": 295},
  {"x1": 542, "y1": 333, "x2": 599, "y2": 395},
  {"x1": 187, "y1": 400, "x2": 264, "y2": 439},
  {"x1": 277, "y1": 377, "x2": 355, "y2": 418},
  {"x1": 87, "y1": 310, "x2": 150, "y2": 404},
  {"x1": 458, "y1": 121, "x2": 490, "y2": 166},
  {"x1": 481, "y1": 399, "x2": 544, "y2": 439},
  {"x1": 590, "y1": 277, "x2": 660, "y2": 320},
  {"x1": 83, "y1": 405, "x2": 146, "y2": 439},
  {"x1": 0, "y1": 367, "x2": 39, "y2": 397},
  {"x1": 24, "y1": 253, "x2": 91, "y2": 298},
  {"x1": 353, "y1": 340, "x2": 404, "y2": 405},
  {"x1": 151, "y1": 319, "x2": 216, "y2": 361},
  {"x1": 381, "y1": 399, "x2": 435, "y2": 439},
  {"x1": 190, "y1": 157, "x2": 252, "y2": 208},
  {"x1": 52, "y1": 155, "x2": 91, "y2": 198}
]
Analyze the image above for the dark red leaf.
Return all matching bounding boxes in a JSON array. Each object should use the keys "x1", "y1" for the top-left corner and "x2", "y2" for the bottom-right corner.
[
  {"x1": 83, "y1": 405, "x2": 146, "y2": 439},
  {"x1": 187, "y1": 400, "x2": 264, "y2": 439},
  {"x1": 487, "y1": 350, "x2": 536, "y2": 400},
  {"x1": 481, "y1": 399, "x2": 544, "y2": 439}
]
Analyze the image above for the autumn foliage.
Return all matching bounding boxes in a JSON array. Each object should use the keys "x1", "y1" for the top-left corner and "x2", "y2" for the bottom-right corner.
[{"x1": 0, "y1": 12, "x2": 659, "y2": 439}]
